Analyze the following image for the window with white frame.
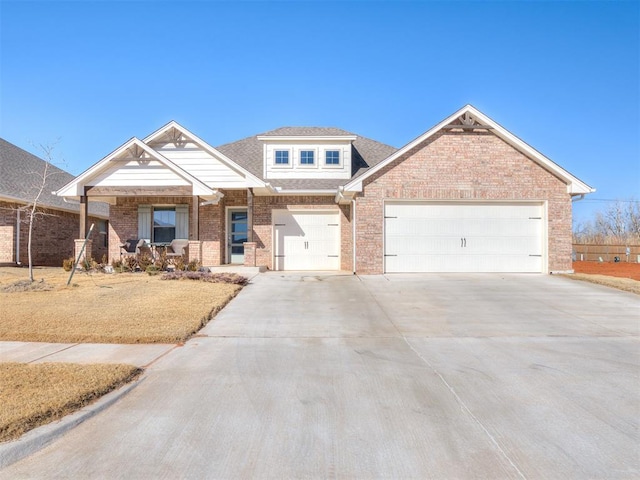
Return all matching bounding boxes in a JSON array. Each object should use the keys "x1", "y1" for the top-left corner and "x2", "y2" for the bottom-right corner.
[
  {"x1": 275, "y1": 150, "x2": 289, "y2": 165},
  {"x1": 138, "y1": 205, "x2": 189, "y2": 243},
  {"x1": 325, "y1": 150, "x2": 340, "y2": 165},
  {"x1": 300, "y1": 150, "x2": 315, "y2": 165}
]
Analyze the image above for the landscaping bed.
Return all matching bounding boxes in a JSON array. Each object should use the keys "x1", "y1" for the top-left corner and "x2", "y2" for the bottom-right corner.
[{"x1": 573, "y1": 260, "x2": 640, "y2": 281}]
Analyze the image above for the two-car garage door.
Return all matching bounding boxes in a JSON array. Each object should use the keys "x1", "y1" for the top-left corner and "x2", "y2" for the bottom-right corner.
[{"x1": 384, "y1": 202, "x2": 544, "y2": 273}]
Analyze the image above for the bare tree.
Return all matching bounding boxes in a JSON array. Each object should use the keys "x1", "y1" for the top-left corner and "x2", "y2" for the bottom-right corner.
[
  {"x1": 19, "y1": 142, "x2": 64, "y2": 282},
  {"x1": 574, "y1": 198, "x2": 640, "y2": 244}
]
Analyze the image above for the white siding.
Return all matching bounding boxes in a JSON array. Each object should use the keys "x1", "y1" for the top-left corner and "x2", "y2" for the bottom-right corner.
[
  {"x1": 152, "y1": 140, "x2": 249, "y2": 188},
  {"x1": 264, "y1": 141, "x2": 352, "y2": 180},
  {"x1": 384, "y1": 202, "x2": 544, "y2": 273}
]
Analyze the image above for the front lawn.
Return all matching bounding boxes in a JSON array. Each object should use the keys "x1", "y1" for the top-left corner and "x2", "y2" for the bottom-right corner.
[
  {"x1": 0, "y1": 267, "x2": 244, "y2": 343},
  {"x1": 0, "y1": 363, "x2": 142, "y2": 442}
]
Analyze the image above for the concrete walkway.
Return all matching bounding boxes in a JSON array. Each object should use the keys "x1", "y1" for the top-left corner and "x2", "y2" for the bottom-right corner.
[
  {"x1": 0, "y1": 341, "x2": 177, "y2": 367},
  {"x1": 1, "y1": 273, "x2": 638, "y2": 479}
]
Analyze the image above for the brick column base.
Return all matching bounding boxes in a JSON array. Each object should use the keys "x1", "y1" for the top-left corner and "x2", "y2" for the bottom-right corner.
[
  {"x1": 188, "y1": 241, "x2": 202, "y2": 264},
  {"x1": 243, "y1": 242, "x2": 256, "y2": 267},
  {"x1": 74, "y1": 239, "x2": 93, "y2": 266}
]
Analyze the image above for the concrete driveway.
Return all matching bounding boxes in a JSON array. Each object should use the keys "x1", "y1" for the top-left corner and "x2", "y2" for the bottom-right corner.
[{"x1": 2, "y1": 273, "x2": 638, "y2": 479}]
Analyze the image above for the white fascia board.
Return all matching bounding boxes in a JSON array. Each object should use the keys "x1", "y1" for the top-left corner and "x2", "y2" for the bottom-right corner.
[
  {"x1": 256, "y1": 135, "x2": 358, "y2": 142},
  {"x1": 343, "y1": 104, "x2": 595, "y2": 195},
  {"x1": 55, "y1": 137, "x2": 216, "y2": 198},
  {"x1": 264, "y1": 189, "x2": 336, "y2": 196},
  {"x1": 465, "y1": 106, "x2": 595, "y2": 195},
  {"x1": 342, "y1": 106, "x2": 469, "y2": 192},
  {"x1": 55, "y1": 137, "x2": 139, "y2": 197},
  {"x1": 144, "y1": 120, "x2": 266, "y2": 188}
]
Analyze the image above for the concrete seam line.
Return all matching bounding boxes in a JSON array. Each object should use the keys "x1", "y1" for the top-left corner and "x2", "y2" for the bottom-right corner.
[
  {"x1": 357, "y1": 276, "x2": 528, "y2": 480},
  {"x1": 0, "y1": 376, "x2": 144, "y2": 469},
  {"x1": 27, "y1": 343, "x2": 80, "y2": 364},
  {"x1": 403, "y1": 338, "x2": 528, "y2": 480}
]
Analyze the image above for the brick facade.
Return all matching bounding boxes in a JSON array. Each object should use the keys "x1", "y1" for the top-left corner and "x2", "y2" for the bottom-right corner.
[
  {"x1": 106, "y1": 192, "x2": 352, "y2": 271},
  {"x1": 354, "y1": 131, "x2": 572, "y2": 274},
  {"x1": 0, "y1": 200, "x2": 107, "y2": 267},
  {"x1": 252, "y1": 195, "x2": 351, "y2": 271}
]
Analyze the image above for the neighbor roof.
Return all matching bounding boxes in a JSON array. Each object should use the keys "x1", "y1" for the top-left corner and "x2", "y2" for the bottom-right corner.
[
  {"x1": 0, "y1": 138, "x2": 109, "y2": 217},
  {"x1": 216, "y1": 127, "x2": 397, "y2": 190}
]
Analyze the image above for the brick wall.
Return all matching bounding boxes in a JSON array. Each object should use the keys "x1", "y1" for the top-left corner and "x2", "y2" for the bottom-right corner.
[
  {"x1": 0, "y1": 200, "x2": 107, "y2": 267},
  {"x1": 355, "y1": 131, "x2": 572, "y2": 274}
]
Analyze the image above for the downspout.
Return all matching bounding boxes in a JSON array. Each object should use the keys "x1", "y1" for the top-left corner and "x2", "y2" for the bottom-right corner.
[
  {"x1": 571, "y1": 194, "x2": 585, "y2": 203},
  {"x1": 352, "y1": 197, "x2": 356, "y2": 274},
  {"x1": 16, "y1": 209, "x2": 21, "y2": 265}
]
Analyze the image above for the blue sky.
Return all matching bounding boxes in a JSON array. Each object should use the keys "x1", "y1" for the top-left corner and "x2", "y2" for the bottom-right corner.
[{"x1": 1, "y1": 0, "x2": 638, "y2": 226}]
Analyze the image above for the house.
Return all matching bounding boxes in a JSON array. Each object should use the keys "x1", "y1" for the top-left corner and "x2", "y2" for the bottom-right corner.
[
  {"x1": 0, "y1": 138, "x2": 109, "y2": 266},
  {"x1": 54, "y1": 105, "x2": 594, "y2": 274}
]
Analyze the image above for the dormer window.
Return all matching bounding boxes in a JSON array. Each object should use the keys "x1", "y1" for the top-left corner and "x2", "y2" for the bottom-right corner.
[
  {"x1": 300, "y1": 150, "x2": 315, "y2": 165},
  {"x1": 275, "y1": 150, "x2": 289, "y2": 165},
  {"x1": 325, "y1": 150, "x2": 340, "y2": 165}
]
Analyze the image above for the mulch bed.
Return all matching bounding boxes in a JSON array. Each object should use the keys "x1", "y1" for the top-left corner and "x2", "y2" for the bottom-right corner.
[{"x1": 573, "y1": 261, "x2": 640, "y2": 281}]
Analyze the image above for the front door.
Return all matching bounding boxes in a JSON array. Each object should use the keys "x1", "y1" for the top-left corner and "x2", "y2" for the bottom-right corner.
[{"x1": 228, "y1": 208, "x2": 248, "y2": 264}]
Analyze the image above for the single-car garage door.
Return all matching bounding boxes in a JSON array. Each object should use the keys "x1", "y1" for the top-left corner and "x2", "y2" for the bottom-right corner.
[
  {"x1": 384, "y1": 202, "x2": 544, "y2": 273},
  {"x1": 273, "y1": 210, "x2": 340, "y2": 271}
]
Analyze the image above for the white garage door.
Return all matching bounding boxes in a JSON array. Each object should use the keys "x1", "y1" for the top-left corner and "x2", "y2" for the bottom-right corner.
[
  {"x1": 384, "y1": 202, "x2": 544, "y2": 273},
  {"x1": 273, "y1": 210, "x2": 340, "y2": 271}
]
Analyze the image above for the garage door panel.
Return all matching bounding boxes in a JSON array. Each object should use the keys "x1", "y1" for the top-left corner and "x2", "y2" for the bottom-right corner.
[
  {"x1": 273, "y1": 211, "x2": 340, "y2": 271},
  {"x1": 384, "y1": 202, "x2": 544, "y2": 273}
]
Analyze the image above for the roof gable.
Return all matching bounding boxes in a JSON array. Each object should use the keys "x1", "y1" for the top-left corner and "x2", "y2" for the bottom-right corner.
[
  {"x1": 143, "y1": 121, "x2": 265, "y2": 188},
  {"x1": 55, "y1": 137, "x2": 216, "y2": 198},
  {"x1": 344, "y1": 105, "x2": 594, "y2": 195}
]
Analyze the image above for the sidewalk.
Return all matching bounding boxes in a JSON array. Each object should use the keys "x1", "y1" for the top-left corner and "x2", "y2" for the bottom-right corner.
[{"x1": 0, "y1": 341, "x2": 178, "y2": 368}]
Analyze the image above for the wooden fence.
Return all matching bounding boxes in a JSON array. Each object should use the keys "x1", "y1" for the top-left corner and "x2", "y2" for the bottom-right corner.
[{"x1": 572, "y1": 244, "x2": 640, "y2": 263}]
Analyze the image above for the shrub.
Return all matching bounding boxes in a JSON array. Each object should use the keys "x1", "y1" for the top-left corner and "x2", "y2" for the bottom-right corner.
[
  {"x1": 187, "y1": 259, "x2": 201, "y2": 272},
  {"x1": 138, "y1": 253, "x2": 154, "y2": 271},
  {"x1": 62, "y1": 257, "x2": 75, "y2": 272},
  {"x1": 146, "y1": 264, "x2": 161, "y2": 276},
  {"x1": 172, "y1": 255, "x2": 186, "y2": 271},
  {"x1": 160, "y1": 271, "x2": 248, "y2": 285}
]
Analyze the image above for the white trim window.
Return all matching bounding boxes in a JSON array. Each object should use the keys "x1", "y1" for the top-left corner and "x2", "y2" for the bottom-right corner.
[
  {"x1": 274, "y1": 150, "x2": 290, "y2": 165},
  {"x1": 325, "y1": 150, "x2": 340, "y2": 165},
  {"x1": 300, "y1": 150, "x2": 315, "y2": 165},
  {"x1": 138, "y1": 204, "x2": 188, "y2": 243}
]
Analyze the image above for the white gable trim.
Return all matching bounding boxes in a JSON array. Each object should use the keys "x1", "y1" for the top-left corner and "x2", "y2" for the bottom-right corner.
[
  {"x1": 144, "y1": 120, "x2": 265, "y2": 188},
  {"x1": 344, "y1": 105, "x2": 595, "y2": 195},
  {"x1": 55, "y1": 137, "x2": 216, "y2": 197}
]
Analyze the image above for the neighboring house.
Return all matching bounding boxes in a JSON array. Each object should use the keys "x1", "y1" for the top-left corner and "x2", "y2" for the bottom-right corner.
[
  {"x1": 0, "y1": 138, "x2": 109, "y2": 266},
  {"x1": 55, "y1": 105, "x2": 594, "y2": 274}
]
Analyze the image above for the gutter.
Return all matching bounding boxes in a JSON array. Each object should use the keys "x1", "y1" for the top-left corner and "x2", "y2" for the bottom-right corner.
[
  {"x1": 16, "y1": 209, "x2": 21, "y2": 265},
  {"x1": 352, "y1": 197, "x2": 356, "y2": 274}
]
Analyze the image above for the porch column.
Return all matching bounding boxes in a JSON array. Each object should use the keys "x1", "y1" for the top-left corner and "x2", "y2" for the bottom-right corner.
[
  {"x1": 192, "y1": 196, "x2": 199, "y2": 240},
  {"x1": 79, "y1": 188, "x2": 89, "y2": 239},
  {"x1": 247, "y1": 188, "x2": 254, "y2": 242}
]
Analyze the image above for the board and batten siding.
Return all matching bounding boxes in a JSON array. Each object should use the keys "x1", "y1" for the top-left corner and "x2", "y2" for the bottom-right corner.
[{"x1": 153, "y1": 141, "x2": 249, "y2": 188}]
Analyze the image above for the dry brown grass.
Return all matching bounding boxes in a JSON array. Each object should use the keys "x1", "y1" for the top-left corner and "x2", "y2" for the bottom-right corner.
[
  {"x1": 0, "y1": 267, "x2": 242, "y2": 343},
  {"x1": 0, "y1": 363, "x2": 141, "y2": 442},
  {"x1": 563, "y1": 273, "x2": 640, "y2": 295}
]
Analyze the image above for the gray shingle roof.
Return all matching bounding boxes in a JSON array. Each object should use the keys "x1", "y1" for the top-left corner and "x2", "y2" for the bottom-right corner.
[
  {"x1": 216, "y1": 127, "x2": 396, "y2": 190},
  {"x1": 0, "y1": 138, "x2": 108, "y2": 217}
]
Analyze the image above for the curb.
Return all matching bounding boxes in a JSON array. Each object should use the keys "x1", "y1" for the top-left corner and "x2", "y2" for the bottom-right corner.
[{"x1": 0, "y1": 376, "x2": 144, "y2": 469}]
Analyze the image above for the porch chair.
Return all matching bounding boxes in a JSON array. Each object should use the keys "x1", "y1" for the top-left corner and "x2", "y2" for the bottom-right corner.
[
  {"x1": 166, "y1": 239, "x2": 189, "y2": 260},
  {"x1": 119, "y1": 239, "x2": 147, "y2": 267}
]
